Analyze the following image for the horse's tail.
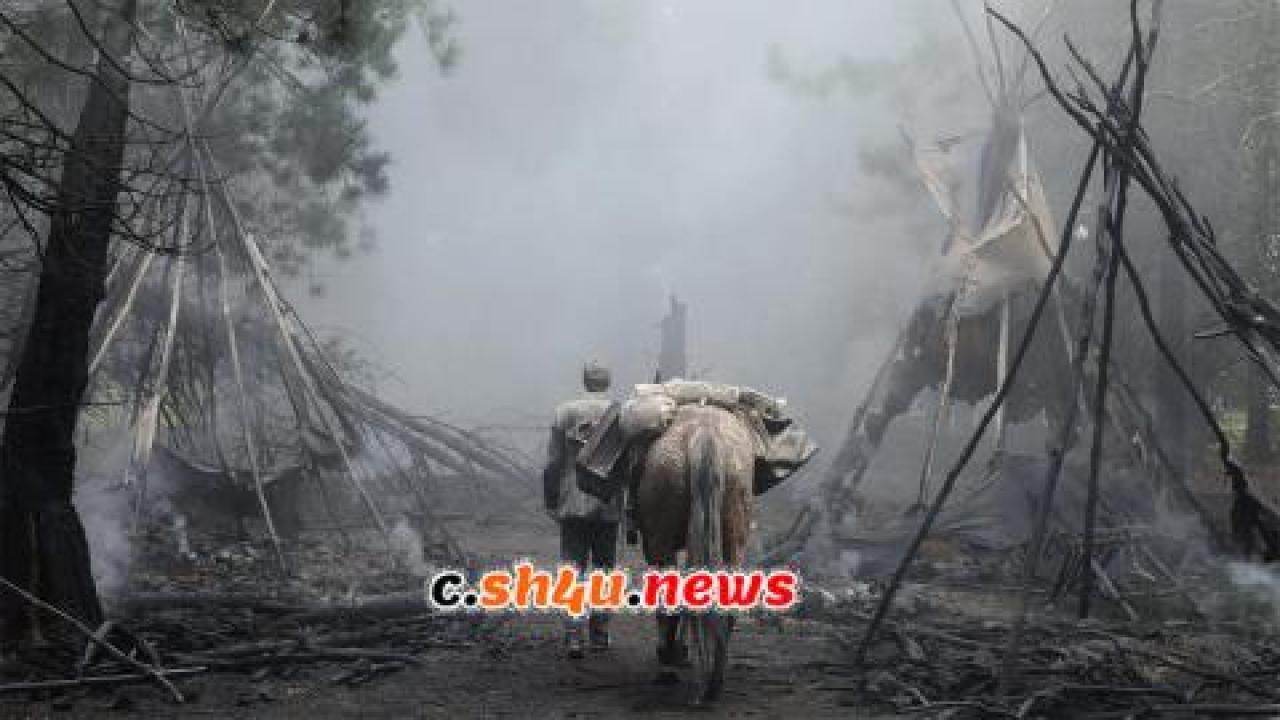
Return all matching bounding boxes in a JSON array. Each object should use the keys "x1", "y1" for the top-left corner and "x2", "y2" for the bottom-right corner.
[
  {"x1": 686, "y1": 426, "x2": 723, "y2": 569},
  {"x1": 685, "y1": 425, "x2": 732, "y2": 703}
]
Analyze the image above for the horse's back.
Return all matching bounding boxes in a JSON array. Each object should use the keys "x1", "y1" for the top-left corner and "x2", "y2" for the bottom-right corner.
[{"x1": 637, "y1": 405, "x2": 755, "y2": 566}]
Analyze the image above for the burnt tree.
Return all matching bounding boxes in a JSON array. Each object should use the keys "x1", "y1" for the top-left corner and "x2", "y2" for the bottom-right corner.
[
  {"x1": 0, "y1": 0, "x2": 138, "y2": 648},
  {"x1": 657, "y1": 294, "x2": 687, "y2": 381}
]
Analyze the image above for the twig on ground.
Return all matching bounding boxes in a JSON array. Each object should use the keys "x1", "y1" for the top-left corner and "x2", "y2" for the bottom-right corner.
[{"x1": 0, "y1": 576, "x2": 186, "y2": 703}]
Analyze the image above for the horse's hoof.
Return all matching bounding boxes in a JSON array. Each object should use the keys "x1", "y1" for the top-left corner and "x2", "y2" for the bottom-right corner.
[
  {"x1": 657, "y1": 645, "x2": 690, "y2": 667},
  {"x1": 653, "y1": 670, "x2": 680, "y2": 686}
]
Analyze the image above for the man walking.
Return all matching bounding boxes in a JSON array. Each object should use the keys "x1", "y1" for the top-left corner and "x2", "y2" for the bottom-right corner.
[{"x1": 543, "y1": 360, "x2": 621, "y2": 659}]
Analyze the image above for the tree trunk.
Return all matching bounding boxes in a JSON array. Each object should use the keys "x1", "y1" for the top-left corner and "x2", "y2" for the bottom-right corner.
[
  {"x1": 657, "y1": 294, "x2": 687, "y2": 381},
  {"x1": 0, "y1": 0, "x2": 138, "y2": 650}
]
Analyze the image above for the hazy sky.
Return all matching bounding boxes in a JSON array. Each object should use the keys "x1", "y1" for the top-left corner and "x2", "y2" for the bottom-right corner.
[{"x1": 292, "y1": 1, "x2": 975, "y2": 457}]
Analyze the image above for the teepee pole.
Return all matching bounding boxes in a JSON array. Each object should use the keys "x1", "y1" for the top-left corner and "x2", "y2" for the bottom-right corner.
[
  {"x1": 210, "y1": 208, "x2": 286, "y2": 571},
  {"x1": 1080, "y1": 210, "x2": 1123, "y2": 619},
  {"x1": 123, "y1": 157, "x2": 194, "y2": 534},
  {"x1": 169, "y1": 17, "x2": 288, "y2": 571},
  {"x1": 998, "y1": 9, "x2": 1152, "y2": 687},
  {"x1": 88, "y1": 247, "x2": 155, "y2": 376},
  {"x1": 853, "y1": 136, "x2": 1102, "y2": 674},
  {"x1": 127, "y1": 231, "x2": 187, "y2": 534},
  {"x1": 1080, "y1": 0, "x2": 1160, "y2": 619},
  {"x1": 1004, "y1": 2, "x2": 1280, "y2": 564},
  {"x1": 950, "y1": 0, "x2": 997, "y2": 106},
  {"x1": 200, "y1": 168, "x2": 287, "y2": 572},
  {"x1": 997, "y1": 161, "x2": 1117, "y2": 693},
  {"x1": 914, "y1": 307, "x2": 959, "y2": 510},
  {"x1": 240, "y1": 212, "x2": 391, "y2": 539},
  {"x1": 203, "y1": 151, "x2": 390, "y2": 540},
  {"x1": 994, "y1": 294, "x2": 1011, "y2": 452}
]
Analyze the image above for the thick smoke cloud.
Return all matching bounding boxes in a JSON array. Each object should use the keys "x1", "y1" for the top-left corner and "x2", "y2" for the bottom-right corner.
[{"x1": 294, "y1": 1, "x2": 981, "y2": 469}]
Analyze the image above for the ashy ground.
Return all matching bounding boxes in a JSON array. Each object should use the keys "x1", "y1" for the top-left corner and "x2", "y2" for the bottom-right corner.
[{"x1": 1, "y1": 507, "x2": 888, "y2": 720}]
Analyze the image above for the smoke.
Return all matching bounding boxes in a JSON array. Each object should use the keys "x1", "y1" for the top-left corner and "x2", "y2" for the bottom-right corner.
[
  {"x1": 74, "y1": 427, "x2": 136, "y2": 597},
  {"x1": 77, "y1": 474, "x2": 135, "y2": 597},
  {"x1": 75, "y1": 426, "x2": 187, "y2": 597},
  {"x1": 796, "y1": 497, "x2": 863, "y2": 580},
  {"x1": 291, "y1": 0, "x2": 971, "y2": 458},
  {"x1": 1202, "y1": 563, "x2": 1280, "y2": 628},
  {"x1": 389, "y1": 515, "x2": 436, "y2": 577}
]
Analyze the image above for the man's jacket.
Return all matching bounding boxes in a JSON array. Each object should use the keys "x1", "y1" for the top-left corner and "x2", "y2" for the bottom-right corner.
[{"x1": 543, "y1": 391, "x2": 621, "y2": 523}]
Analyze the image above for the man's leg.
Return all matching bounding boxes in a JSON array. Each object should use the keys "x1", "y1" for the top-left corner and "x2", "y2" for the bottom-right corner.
[
  {"x1": 623, "y1": 449, "x2": 644, "y2": 545},
  {"x1": 586, "y1": 520, "x2": 619, "y2": 650},
  {"x1": 560, "y1": 518, "x2": 590, "y2": 658}
]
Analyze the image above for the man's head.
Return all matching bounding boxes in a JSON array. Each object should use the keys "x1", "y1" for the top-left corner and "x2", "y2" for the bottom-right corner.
[{"x1": 582, "y1": 360, "x2": 610, "y2": 392}]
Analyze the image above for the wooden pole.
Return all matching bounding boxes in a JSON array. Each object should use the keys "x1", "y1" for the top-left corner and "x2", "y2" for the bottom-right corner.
[
  {"x1": 997, "y1": 162, "x2": 1117, "y2": 694},
  {"x1": 994, "y1": 295, "x2": 1011, "y2": 452},
  {"x1": 997, "y1": 0, "x2": 1153, "y2": 692},
  {"x1": 170, "y1": 18, "x2": 288, "y2": 571},
  {"x1": 913, "y1": 310, "x2": 959, "y2": 511},
  {"x1": 853, "y1": 137, "x2": 1103, "y2": 672},
  {"x1": 1079, "y1": 198, "x2": 1124, "y2": 619}
]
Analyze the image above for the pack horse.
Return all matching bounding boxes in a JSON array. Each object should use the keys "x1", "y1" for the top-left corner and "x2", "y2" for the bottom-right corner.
[{"x1": 576, "y1": 381, "x2": 816, "y2": 702}]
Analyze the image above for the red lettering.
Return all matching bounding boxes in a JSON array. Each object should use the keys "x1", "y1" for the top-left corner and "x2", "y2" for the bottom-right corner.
[
  {"x1": 643, "y1": 571, "x2": 680, "y2": 607},
  {"x1": 717, "y1": 570, "x2": 764, "y2": 609},
  {"x1": 683, "y1": 572, "x2": 714, "y2": 610},
  {"x1": 763, "y1": 571, "x2": 798, "y2": 610}
]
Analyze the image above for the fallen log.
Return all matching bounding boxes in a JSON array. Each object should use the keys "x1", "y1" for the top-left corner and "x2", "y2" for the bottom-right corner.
[
  {"x1": 173, "y1": 646, "x2": 421, "y2": 671},
  {"x1": 1137, "y1": 705, "x2": 1280, "y2": 717},
  {"x1": 298, "y1": 647, "x2": 420, "y2": 665},
  {"x1": 114, "y1": 592, "x2": 309, "y2": 616},
  {"x1": 271, "y1": 592, "x2": 428, "y2": 626},
  {"x1": 181, "y1": 638, "x2": 301, "y2": 659},
  {"x1": 0, "y1": 667, "x2": 207, "y2": 695}
]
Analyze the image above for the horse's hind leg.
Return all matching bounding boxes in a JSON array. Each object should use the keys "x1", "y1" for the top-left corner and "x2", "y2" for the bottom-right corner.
[
  {"x1": 644, "y1": 543, "x2": 686, "y2": 684},
  {"x1": 652, "y1": 613, "x2": 686, "y2": 685},
  {"x1": 721, "y1": 480, "x2": 751, "y2": 567}
]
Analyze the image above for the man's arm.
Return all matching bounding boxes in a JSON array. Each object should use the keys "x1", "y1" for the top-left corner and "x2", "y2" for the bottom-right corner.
[{"x1": 543, "y1": 414, "x2": 566, "y2": 515}]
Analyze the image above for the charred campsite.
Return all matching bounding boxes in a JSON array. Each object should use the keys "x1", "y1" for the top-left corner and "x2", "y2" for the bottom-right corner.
[{"x1": 7, "y1": 1, "x2": 1280, "y2": 718}]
